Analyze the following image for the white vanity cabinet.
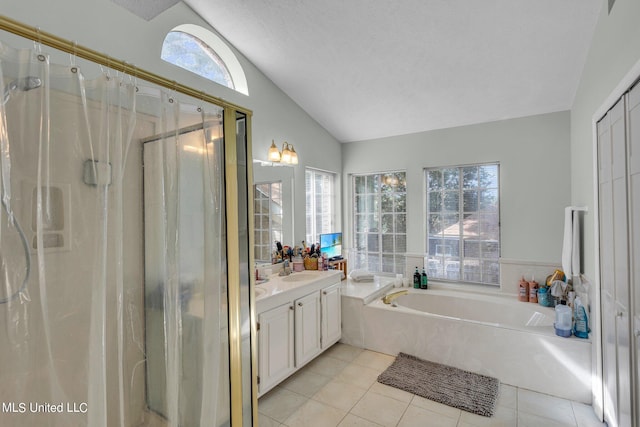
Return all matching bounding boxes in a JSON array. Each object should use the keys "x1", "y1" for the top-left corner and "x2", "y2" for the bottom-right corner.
[
  {"x1": 256, "y1": 271, "x2": 342, "y2": 396},
  {"x1": 321, "y1": 282, "x2": 341, "y2": 349},
  {"x1": 294, "y1": 291, "x2": 322, "y2": 367},
  {"x1": 257, "y1": 303, "x2": 295, "y2": 393}
]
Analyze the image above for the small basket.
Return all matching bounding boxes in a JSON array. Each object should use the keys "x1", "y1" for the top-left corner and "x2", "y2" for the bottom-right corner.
[{"x1": 304, "y1": 257, "x2": 318, "y2": 270}]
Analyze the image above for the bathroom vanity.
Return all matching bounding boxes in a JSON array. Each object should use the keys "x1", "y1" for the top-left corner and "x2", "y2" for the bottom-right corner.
[{"x1": 255, "y1": 270, "x2": 342, "y2": 396}]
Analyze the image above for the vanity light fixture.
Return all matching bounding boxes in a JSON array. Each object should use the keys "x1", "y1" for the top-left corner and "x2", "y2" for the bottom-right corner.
[
  {"x1": 268, "y1": 140, "x2": 281, "y2": 162},
  {"x1": 267, "y1": 140, "x2": 299, "y2": 165}
]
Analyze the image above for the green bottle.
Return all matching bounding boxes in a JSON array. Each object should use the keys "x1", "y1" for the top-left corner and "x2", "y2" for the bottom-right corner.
[
  {"x1": 421, "y1": 268, "x2": 428, "y2": 289},
  {"x1": 413, "y1": 267, "x2": 421, "y2": 289}
]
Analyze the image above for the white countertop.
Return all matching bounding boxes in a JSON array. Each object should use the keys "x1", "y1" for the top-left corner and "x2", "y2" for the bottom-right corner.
[
  {"x1": 340, "y1": 275, "x2": 399, "y2": 304},
  {"x1": 255, "y1": 270, "x2": 342, "y2": 313}
]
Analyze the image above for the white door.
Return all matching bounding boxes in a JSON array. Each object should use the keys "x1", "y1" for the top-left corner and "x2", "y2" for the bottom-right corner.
[
  {"x1": 294, "y1": 291, "x2": 321, "y2": 367},
  {"x1": 629, "y1": 82, "x2": 640, "y2": 427},
  {"x1": 321, "y1": 282, "x2": 342, "y2": 349},
  {"x1": 258, "y1": 303, "x2": 295, "y2": 394},
  {"x1": 599, "y1": 96, "x2": 632, "y2": 427}
]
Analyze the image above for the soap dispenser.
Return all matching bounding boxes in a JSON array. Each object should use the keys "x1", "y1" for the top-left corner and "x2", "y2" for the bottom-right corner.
[
  {"x1": 420, "y1": 268, "x2": 428, "y2": 289},
  {"x1": 413, "y1": 267, "x2": 421, "y2": 289}
]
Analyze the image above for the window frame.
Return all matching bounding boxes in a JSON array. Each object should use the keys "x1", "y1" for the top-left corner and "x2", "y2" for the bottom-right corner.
[
  {"x1": 351, "y1": 171, "x2": 407, "y2": 275},
  {"x1": 253, "y1": 181, "x2": 283, "y2": 263},
  {"x1": 305, "y1": 168, "x2": 336, "y2": 245},
  {"x1": 161, "y1": 24, "x2": 249, "y2": 95},
  {"x1": 424, "y1": 163, "x2": 501, "y2": 286}
]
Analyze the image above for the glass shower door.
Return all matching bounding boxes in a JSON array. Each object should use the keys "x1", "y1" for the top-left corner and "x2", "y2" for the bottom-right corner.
[{"x1": 143, "y1": 109, "x2": 230, "y2": 426}]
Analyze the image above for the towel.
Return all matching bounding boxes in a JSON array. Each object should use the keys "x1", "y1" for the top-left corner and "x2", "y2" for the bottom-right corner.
[{"x1": 562, "y1": 207, "x2": 581, "y2": 279}]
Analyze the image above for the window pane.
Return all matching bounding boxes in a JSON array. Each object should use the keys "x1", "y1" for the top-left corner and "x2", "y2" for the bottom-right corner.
[
  {"x1": 463, "y1": 166, "x2": 479, "y2": 189},
  {"x1": 428, "y1": 170, "x2": 442, "y2": 191},
  {"x1": 479, "y1": 165, "x2": 499, "y2": 188},
  {"x1": 443, "y1": 169, "x2": 459, "y2": 189},
  {"x1": 352, "y1": 172, "x2": 406, "y2": 274},
  {"x1": 429, "y1": 192, "x2": 442, "y2": 212},
  {"x1": 381, "y1": 214, "x2": 394, "y2": 233},
  {"x1": 161, "y1": 31, "x2": 234, "y2": 89},
  {"x1": 480, "y1": 189, "x2": 498, "y2": 211},
  {"x1": 425, "y1": 164, "x2": 499, "y2": 285},
  {"x1": 396, "y1": 214, "x2": 406, "y2": 233},
  {"x1": 463, "y1": 190, "x2": 478, "y2": 212},
  {"x1": 443, "y1": 191, "x2": 459, "y2": 212}
]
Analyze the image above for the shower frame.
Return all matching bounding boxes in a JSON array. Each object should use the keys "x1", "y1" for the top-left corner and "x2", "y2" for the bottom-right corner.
[{"x1": 0, "y1": 14, "x2": 259, "y2": 427}]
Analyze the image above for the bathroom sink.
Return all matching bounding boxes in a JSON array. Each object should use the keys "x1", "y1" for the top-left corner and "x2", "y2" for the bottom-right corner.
[
  {"x1": 255, "y1": 286, "x2": 267, "y2": 298},
  {"x1": 281, "y1": 273, "x2": 316, "y2": 283}
]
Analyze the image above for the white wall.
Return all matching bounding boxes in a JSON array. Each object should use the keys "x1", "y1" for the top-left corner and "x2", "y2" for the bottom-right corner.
[
  {"x1": 571, "y1": 0, "x2": 640, "y2": 283},
  {"x1": 342, "y1": 111, "x2": 572, "y2": 266},
  {"x1": 1, "y1": 0, "x2": 342, "y2": 246}
]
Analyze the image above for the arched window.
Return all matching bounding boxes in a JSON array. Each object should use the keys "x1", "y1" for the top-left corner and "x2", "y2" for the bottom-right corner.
[{"x1": 161, "y1": 24, "x2": 248, "y2": 95}]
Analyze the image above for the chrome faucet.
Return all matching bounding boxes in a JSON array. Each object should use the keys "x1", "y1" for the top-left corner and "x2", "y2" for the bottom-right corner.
[{"x1": 382, "y1": 290, "x2": 408, "y2": 304}]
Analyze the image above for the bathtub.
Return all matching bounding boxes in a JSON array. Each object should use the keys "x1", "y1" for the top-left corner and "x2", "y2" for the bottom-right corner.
[{"x1": 362, "y1": 288, "x2": 592, "y2": 403}]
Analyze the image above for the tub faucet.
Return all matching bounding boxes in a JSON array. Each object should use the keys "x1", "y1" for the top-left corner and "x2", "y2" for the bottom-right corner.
[{"x1": 382, "y1": 290, "x2": 408, "y2": 304}]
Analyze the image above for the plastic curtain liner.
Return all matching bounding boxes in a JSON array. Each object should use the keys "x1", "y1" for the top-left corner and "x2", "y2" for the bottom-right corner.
[{"x1": 0, "y1": 40, "x2": 228, "y2": 427}]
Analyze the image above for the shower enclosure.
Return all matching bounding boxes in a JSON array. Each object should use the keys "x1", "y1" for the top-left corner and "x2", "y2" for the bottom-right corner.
[{"x1": 0, "y1": 18, "x2": 255, "y2": 427}]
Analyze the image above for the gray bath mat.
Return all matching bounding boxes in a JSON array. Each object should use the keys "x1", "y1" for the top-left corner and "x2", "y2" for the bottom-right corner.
[{"x1": 377, "y1": 352, "x2": 500, "y2": 417}]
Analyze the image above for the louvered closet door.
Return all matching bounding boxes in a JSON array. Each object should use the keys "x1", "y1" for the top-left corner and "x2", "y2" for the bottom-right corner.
[
  {"x1": 599, "y1": 109, "x2": 618, "y2": 427},
  {"x1": 629, "y1": 82, "x2": 640, "y2": 427},
  {"x1": 598, "y1": 96, "x2": 632, "y2": 427}
]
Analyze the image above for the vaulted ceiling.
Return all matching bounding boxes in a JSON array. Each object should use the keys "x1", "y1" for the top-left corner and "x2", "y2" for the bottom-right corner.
[{"x1": 183, "y1": 0, "x2": 602, "y2": 142}]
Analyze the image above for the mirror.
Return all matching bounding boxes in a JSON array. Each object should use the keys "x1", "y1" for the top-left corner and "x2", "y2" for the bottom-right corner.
[{"x1": 252, "y1": 161, "x2": 295, "y2": 263}]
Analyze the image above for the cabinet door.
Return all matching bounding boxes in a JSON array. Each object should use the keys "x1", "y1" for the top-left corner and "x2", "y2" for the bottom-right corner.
[
  {"x1": 295, "y1": 291, "x2": 321, "y2": 367},
  {"x1": 321, "y1": 282, "x2": 342, "y2": 349},
  {"x1": 258, "y1": 303, "x2": 295, "y2": 394}
]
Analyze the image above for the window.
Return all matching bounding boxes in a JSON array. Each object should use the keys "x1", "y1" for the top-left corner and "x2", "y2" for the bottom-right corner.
[
  {"x1": 352, "y1": 172, "x2": 406, "y2": 274},
  {"x1": 254, "y1": 182, "x2": 283, "y2": 262},
  {"x1": 305, "y1": 169, "x2": 335, "y2": 245},
  {"x1": 425, "y1": 164, "x2": 500, "y2": 285},
  {"x1": 161, "y1": 24, "x2": 249, "y2": 95}
]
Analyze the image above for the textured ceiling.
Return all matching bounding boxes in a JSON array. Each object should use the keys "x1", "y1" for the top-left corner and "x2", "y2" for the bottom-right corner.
[{"x1": 184, "y1": 0, "x2": 602, "y2": 142}]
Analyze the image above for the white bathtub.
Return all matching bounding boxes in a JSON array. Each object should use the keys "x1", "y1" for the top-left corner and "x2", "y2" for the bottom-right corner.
[{"x1": 362, "y1": 288, "x2": 592, "y2": 403}]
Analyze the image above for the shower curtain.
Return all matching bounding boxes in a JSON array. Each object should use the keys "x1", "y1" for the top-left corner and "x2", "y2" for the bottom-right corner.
[{"x1": 0, "y1": 40, "x2": 228, "y2": 427}]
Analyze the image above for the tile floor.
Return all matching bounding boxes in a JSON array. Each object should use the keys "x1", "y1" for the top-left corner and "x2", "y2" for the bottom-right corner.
[{"x1": 258, "y1": 343, "x2": 606, "y2": 427}]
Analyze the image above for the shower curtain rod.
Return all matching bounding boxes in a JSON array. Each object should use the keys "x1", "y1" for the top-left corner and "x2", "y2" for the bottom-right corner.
[
  {"x1": 0, "y1": 15, "x2": 252, "y2": 116},
  {"x1": 140, "y1": 119, "x2": 222, "y2": 144}
]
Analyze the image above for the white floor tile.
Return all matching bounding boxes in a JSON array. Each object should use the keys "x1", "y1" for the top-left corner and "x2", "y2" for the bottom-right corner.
[
  {"x1": 257, "y1": 346, "x2": 603, "y2": 427},
  {"x1": 518, "y1": 411, "x2": 577, "y2": 427},
  {"x1": 458, "y1": 405, "x2": 517, "y2": 427},
  {"x1": 518, "y1": 388, "x2": 576, "y2": 425},
  {"x1": 350, "y1": 390, "x2": 410, "y2": 427},
  {"x1": 397, "y1": 405, "x2": 458, "y2": 427},
  {"x1": 325, "y1": 343, "x2": 365, "y2": 362},
  {"x1": 258, "y1": 412, "x2": 283, "y2": 427},
  {"x1": 410, "y1": 395, "x2": 461, "y2": 420},
  {"x1": 496, "y1": 384, "x2": 517, "y2": 410},
  {"x1": 313, "y1": 378, "x2": 369, "y2": 412},
  {"x1": 280, "y1": 368, "x2": 332, "y2": 397},
  {"x1": 351, "y1": 349, "x2": 395, "y2": 372},
  {"x1": 258, "y1": 387, "x2": 308, "y2": 423},
  {"x1": 369, "y1": 382, "x2": 413, "y2": 403},
  {"x1": 283, "y1": 399, "x2": 347, "y2": 427},
  {"x1": 337, "y1": 413, "x2": 384, "y2": 427},
  {"x1": 306, "y1": 355, "x2": 350, "y2": 377},
  {"x1": 335, "y1": 362, "x2": 381, "y2": 390},
  {"x1": 571, "y1": 402, "x2": 606, "y2": 427}
]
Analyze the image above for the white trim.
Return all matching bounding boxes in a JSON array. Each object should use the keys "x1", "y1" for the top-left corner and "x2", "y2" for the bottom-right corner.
[{"x1": 168, "y1": 24, "x2": 249, "y2": 96}]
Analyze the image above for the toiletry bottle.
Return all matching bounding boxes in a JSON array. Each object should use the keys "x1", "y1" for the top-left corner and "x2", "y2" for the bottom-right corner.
[
  {"x1": 528, "y1": 278, "x2": 539, "y2": 303},
  {"x1": 420, "y1": 268, "x2": 428, "y2": 289},
  {"x1": 573, "y1": 297, "x2": 589, "y2": 339},
  {"x1": 518, "y1": 276, "x2": 529, "y2": 302},
  {"x1": 413, "y1": 267, "x2": 421, "y2": 289}
]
